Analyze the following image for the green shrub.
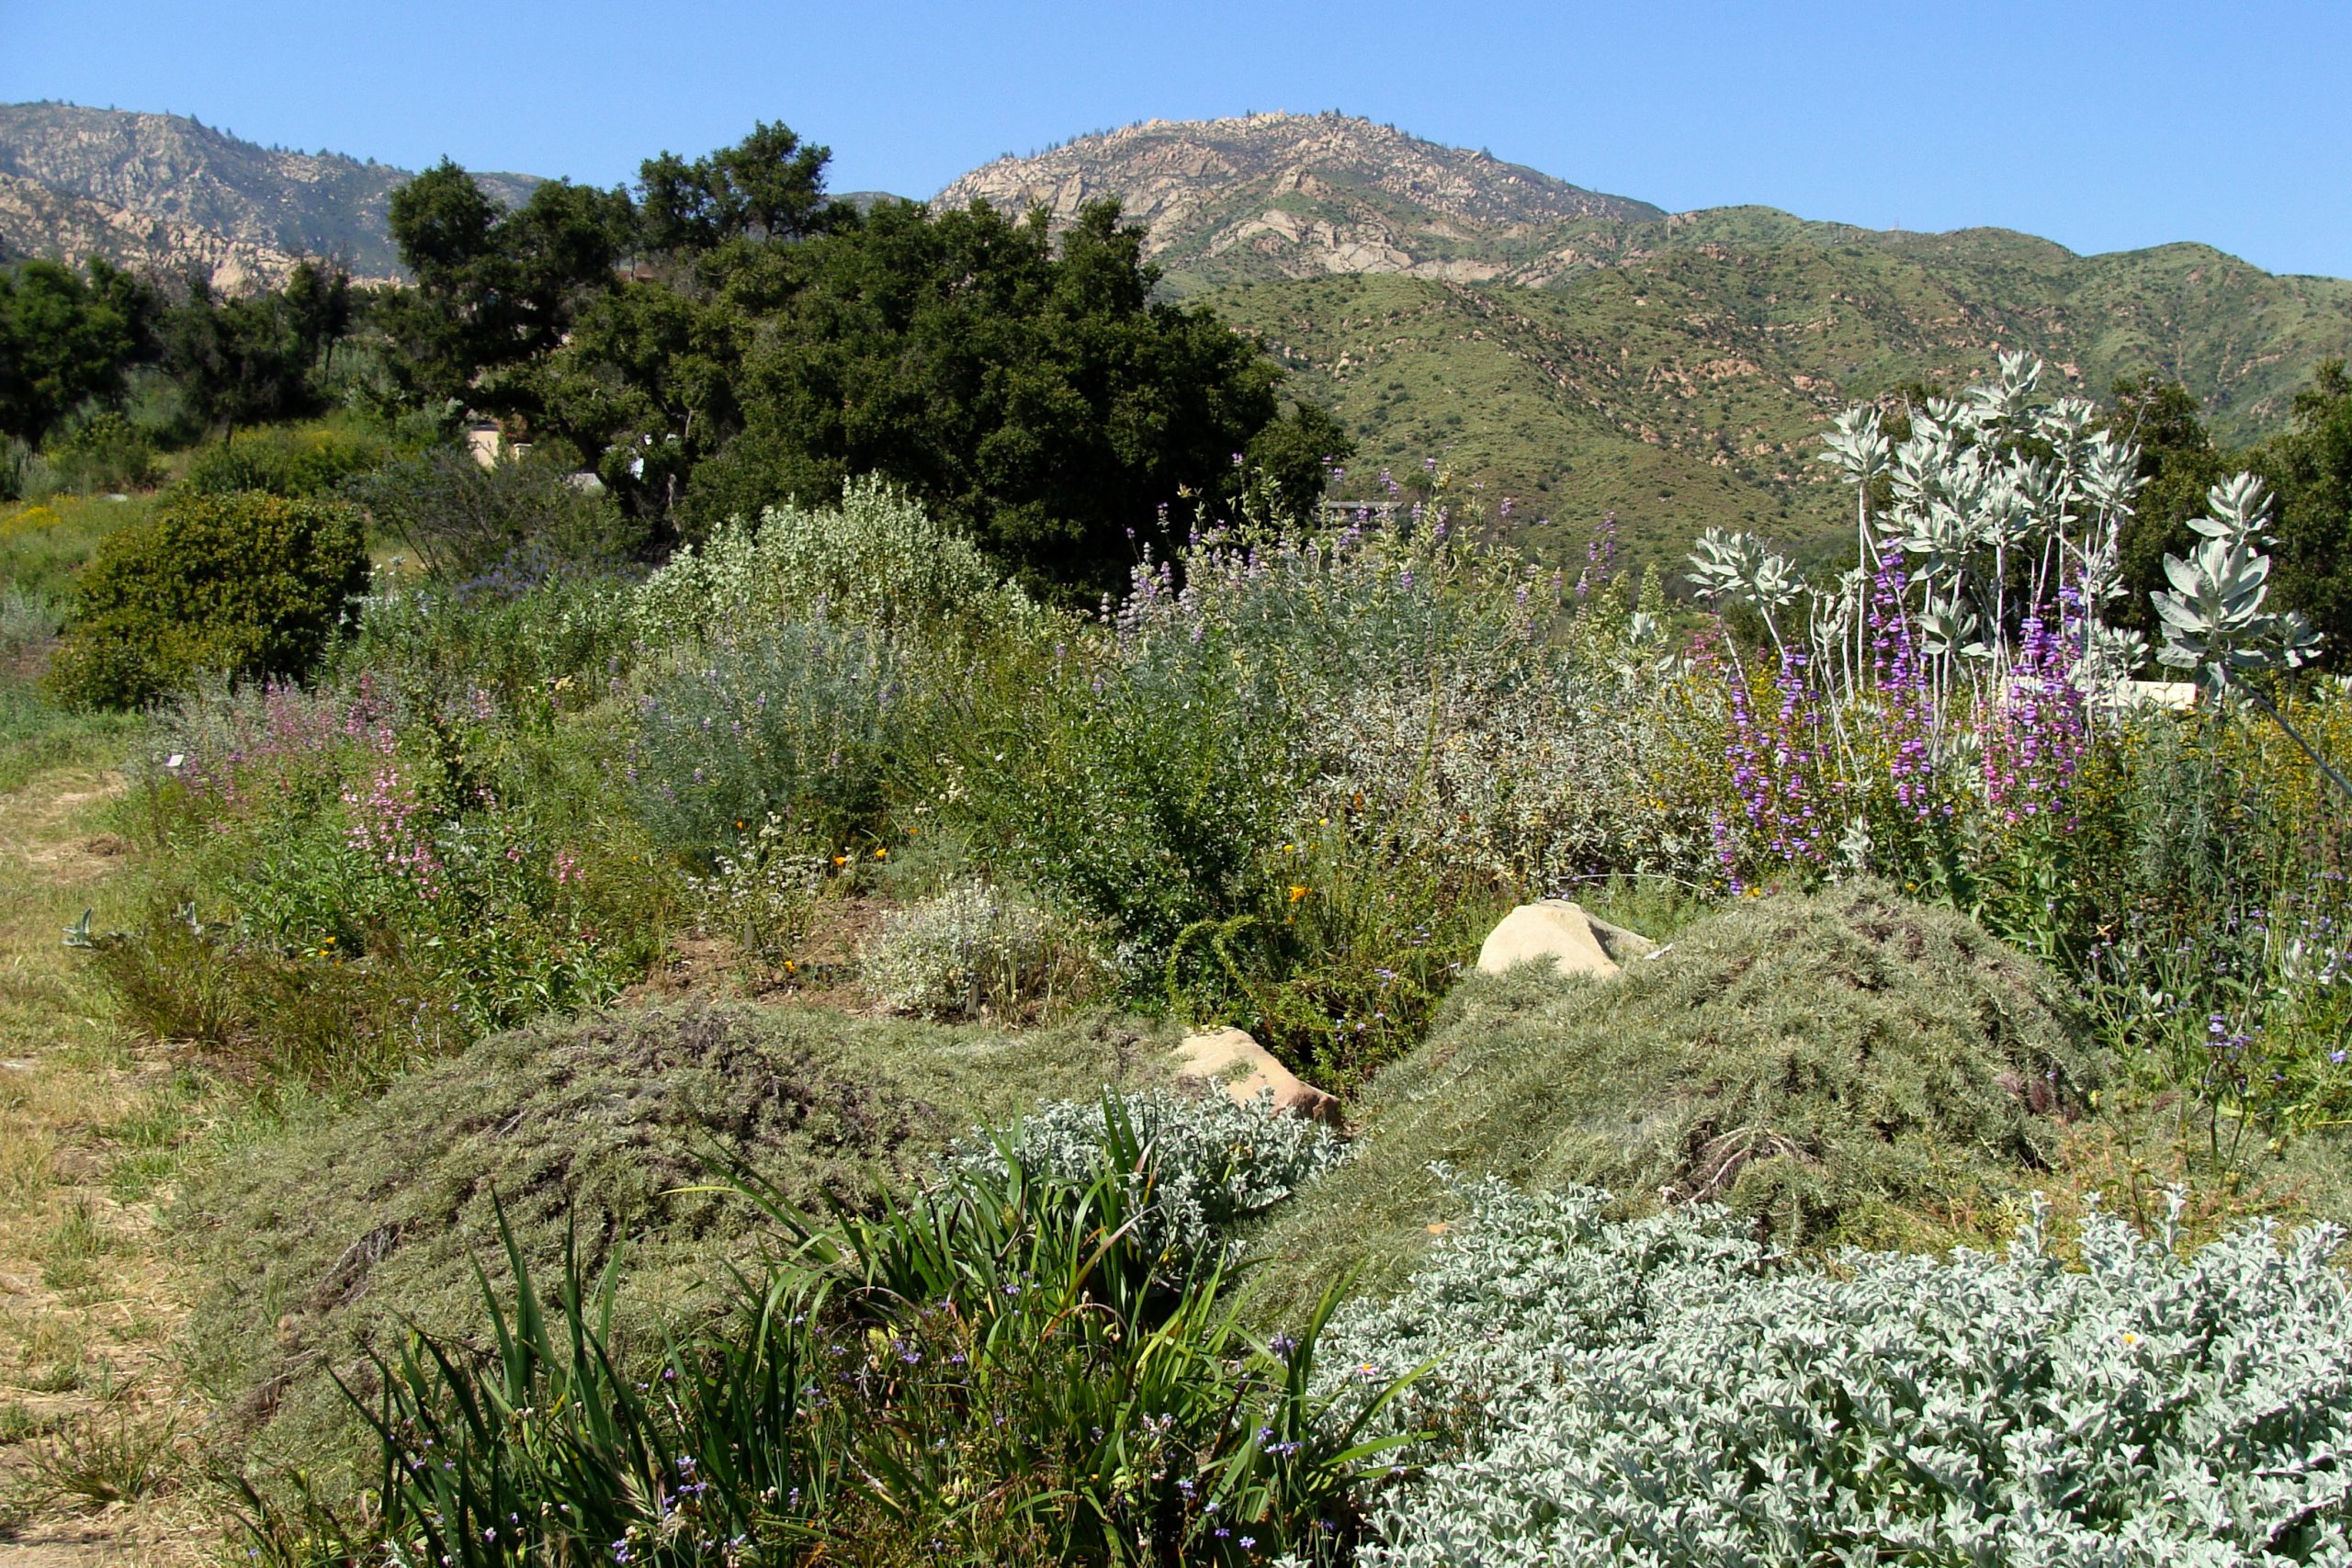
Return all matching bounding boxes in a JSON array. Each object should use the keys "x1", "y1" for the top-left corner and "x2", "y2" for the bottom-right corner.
[
  {"x1": 48, "y1": 489, "x2": 368, "y2": 708},
  {"x1": 1323, "y1": 1181, "x2": 2352, "y2": 1566},
  {"x1": 2072, "y1": 693, "x2": 2352, "y2": 1149},
  {"x1": 1250, "y1": 882, "x2": 2098, "y2": 1317},
  {"x1": 929, "y1": 515, "x2": 1689, "y2": 1089},
  {"x1": 633, "y1": 474, "x2": 1015, "y2": 642},
  {"x1": 179, "y1": 424, "x2": 389, "y2": 499},
  {"x1": 935, "y1": 626, "x2": 1297, "y2": 974},
  {"x1": 1169, "y1": 817, "x2": 1507, "y2": 1091},
  {"x1": 187, "y1": 1004, "x2": 1160, "y2": 1503},
  {"x1": 627, "y1": 620, "x2": 906, "y2": 863},
  {"x1": 90, "y1": 897, "x2": 472, "y2": 1089},
  {"x1": 337, "y1": 569, "x2": 635, "y2": 719},
  {"x1": 39, "y1": 411, "x2": 158, "y2": 494},
  {"x1": 342, "y1": 449, "x2": 640, "y2": 581},
  {"x1": 107, "y1": 668, "x2": 672, "y2": 1068},
  {"x1": 1107, "y1": 510, "x2": 1707, "y2": 897}
]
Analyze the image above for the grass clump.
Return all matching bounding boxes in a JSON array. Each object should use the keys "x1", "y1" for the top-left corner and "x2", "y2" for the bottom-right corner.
[
  {"x1": 186, "y1": 1001, "x2": 1160, "y2": 1497},
  {"x1": 17, "y1": 1405, "x2": 184, "y2": 1511},
  {"x1": 1252, "y1": 881, "x2": 2098, "y2": 1313}
]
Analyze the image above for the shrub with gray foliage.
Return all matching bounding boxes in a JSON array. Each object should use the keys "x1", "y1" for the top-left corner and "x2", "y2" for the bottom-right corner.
[
  {"x1": 949, "y1": 1089, "x2": 1347, "y2": 1261},
  {"x1": 1317, "y1": 1178, "x2": 2352, "y2": 1567}
]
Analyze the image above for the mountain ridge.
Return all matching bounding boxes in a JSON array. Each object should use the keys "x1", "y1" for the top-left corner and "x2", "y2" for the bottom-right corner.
[
  {"x1": 4, "y1": 102, "x2": 2347, "y2": 566},
  {"x1": 937, "y1": 111, "x2": 1663, "y2": 289},
  {"x1": 0, "y1": 100, "x2": 536, "y2": 286},
  {"x1": 936, "y1": 115, "x2": 2351, "y2": 563}
]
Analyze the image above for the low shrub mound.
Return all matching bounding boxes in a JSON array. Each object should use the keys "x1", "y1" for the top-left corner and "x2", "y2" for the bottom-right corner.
[
  {"x1": 244, "y1": 1091, "x2": 1389, "y2": 1567},
  {"x1": 48, "y1": 488, "x2": 368, "y2": 707},
  {"x1": 864, "y1": 877, "x2": 1105, "y2": 1021},
  {"x1": 187, "y1": 1002, "x2": 1156, "y2": 1496},
  {"x1": 1252, "y1": 882, "x2": 2098, "y2": 1312},
  {"x1": 947, "y1": 1086, "x2": 1349, "y2": 1261}
]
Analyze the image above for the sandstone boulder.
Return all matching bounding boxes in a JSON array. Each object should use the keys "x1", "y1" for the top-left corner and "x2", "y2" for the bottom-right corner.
[
  {"x1": 1476, "y1": 899, "x2": 1652, "y2": 981},
  {"x1": 1586, "y1": 911, "x2": 1659, "y2": 964},
  {"x1": 1171, "y1": 1026, "x2": 1342, "y2": 1124}
]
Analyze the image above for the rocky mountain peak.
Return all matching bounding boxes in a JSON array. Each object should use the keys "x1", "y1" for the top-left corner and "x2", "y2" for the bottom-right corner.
[
  {"x1": 935, "y1": 111, "x2": 1659, "y2": 289},
  {"x1": 0, "y1": 101, "x2": 537, "y2": 287}
]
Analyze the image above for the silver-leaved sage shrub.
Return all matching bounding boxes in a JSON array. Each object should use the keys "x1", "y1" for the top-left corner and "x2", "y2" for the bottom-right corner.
[
  {"x1": 1319, "y1": 1177, "x2": 2352, "y2": 1567},
  {"x1": 948, "y1": 1088, "x2": 1348, "y2": 1262},
  {"x1": 2153, "y1": 473, "x2": 2324, "y2": 700}
]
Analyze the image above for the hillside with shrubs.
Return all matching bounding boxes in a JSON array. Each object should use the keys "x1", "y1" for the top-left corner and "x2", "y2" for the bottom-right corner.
[{"x1": 3, "y1": 114, "x2": 2352, "y2": 1568}]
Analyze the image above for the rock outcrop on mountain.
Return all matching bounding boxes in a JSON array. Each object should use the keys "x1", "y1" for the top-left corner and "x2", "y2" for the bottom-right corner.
[
  {"x1": 938, "y1": 112, "x2": 1661, "y2": 290},
  {"x1": 0, "y1": 101, "x2": 536, "y2": 287}
]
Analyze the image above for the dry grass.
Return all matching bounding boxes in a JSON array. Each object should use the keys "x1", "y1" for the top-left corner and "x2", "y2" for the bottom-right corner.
[{"x1": 0, "y1": 743, "x2": 218, "y2": 1563}]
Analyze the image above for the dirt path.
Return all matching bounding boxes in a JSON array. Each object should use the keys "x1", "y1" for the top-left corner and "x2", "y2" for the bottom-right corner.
[{"x1": 0, "y1": 764, "x2": 215, "y2": 1565}]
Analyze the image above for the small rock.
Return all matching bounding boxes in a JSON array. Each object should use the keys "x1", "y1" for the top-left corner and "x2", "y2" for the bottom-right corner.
[
  {"x1": 1171, "y1": 1026, "x2": 1342, "y2": 1124},
  {"x1": 1476, "y1": 900, "x2": 1640, "y2": 981},
  {"x1": 1586, "y1": 912, "x2": 1658, "y2": 964}
]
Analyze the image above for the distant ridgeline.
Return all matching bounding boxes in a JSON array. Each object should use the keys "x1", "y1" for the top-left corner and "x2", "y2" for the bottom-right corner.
[
  {"x1": 0, "y1": 101, "x2": 537, "y2": 288},
  {"x1": 7, "y1": 102, "x2": 2349, "y2": 561},
  {"x1": 945, "y1": 114, "x2": 2352, "y2": 562}
]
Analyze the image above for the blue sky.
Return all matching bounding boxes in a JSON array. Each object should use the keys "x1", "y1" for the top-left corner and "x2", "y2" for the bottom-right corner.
[{"x1": 6, "y1": 0, "x2": 2348, "y2": 278}]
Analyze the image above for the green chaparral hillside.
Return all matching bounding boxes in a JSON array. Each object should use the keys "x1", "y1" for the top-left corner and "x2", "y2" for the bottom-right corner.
[
  {"x1": 1203, "y1": 222, "x2": 2352, "y2": 570},
  {"x1": 946, "y1": 114, "x2": 2352, "y2": 570}
]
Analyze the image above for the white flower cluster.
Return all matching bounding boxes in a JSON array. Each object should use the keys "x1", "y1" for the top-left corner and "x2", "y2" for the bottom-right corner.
[
  {"x1": 949, "y1": 1088, "x2": 1348, "y2": 1260},
  {"x1": 630, "y1": 475, "x2": 1021, "y2": 644},
  {"x1": 1321, "y1": 1179, "x2": 2352, "y2": 1567},
  {"x1": 860, "y1": 879, "x2": 1100, "y2": 1021},
  {"x1": 684, "y1": 813, "x2": 826, "y2": 964}
]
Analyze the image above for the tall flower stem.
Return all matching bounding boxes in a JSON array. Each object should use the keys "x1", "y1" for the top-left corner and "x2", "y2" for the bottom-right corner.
[{"x1": 2233, "y1": 676, "x2": 2352, "y2": 808}]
